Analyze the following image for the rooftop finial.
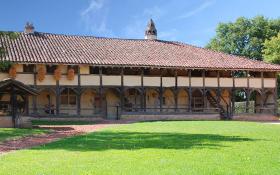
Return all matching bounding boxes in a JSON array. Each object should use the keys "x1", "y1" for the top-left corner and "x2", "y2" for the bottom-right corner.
[
  {"x1": 145, "y1": 19, "x2": 157, "y2": 40},
  {"x1": 24, "y1": 22, "x2": 35, "y2": 34}
]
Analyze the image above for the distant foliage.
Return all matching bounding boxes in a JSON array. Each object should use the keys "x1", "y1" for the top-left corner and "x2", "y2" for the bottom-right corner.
[
  {"x1": 206, "y1": 16, "x2": 280, "y2": 61},
  {"x1": 0, "y1": 60, "x2": 12, "y2": 72},
  {"x1": 263, "y1": 33, "x2": 280, "y2": 64}
]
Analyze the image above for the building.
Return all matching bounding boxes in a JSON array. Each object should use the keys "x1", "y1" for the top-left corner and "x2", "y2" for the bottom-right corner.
[{"x1": 0, "y1": 20, "x2": 280, "y2": 124}]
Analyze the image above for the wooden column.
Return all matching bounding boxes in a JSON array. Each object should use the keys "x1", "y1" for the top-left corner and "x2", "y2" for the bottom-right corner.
[
  {"x1": 274, "y1": 73, "x2": 278, "y2": 115},
  {"x1": 160, "y1": 69, "x2": 163, "y2": 112},
  {"x1": 32, "y1": 65, "x2": 37, "y2": 114},
  {"x1": 56, "y1": 80, "x2": 60, "y2": 116},
  {"x1": 260, "y1": 71, "x2": 264, "y2": 113},
  {"x1": 202, "y1": 70, "x2": 206, "y2": 112},
  {"x1": 246, "y1": 71, "x2": 249, "y2": 113},
  {"x1": 141, "y1": 68, "x2": 145, "y2": 111},
  {"x1": 231, "y1": 71, "x2": 236, "y2": 115},
  {"x1": 99, "y1": 67, "x2": 104, "y2": 117},
  {"x1": 217, "y1": 71, "x2": 221, "y2": 104},
  {"x1": 174, "y1": 69, "x2": 178, "y2": 112},
  {"x1": 188, "y1": 70, "x2": 192, "y2": 112},
  {"x1": 120, "y1": 67, "x2": 124, "y2": 113},
  {"x1": 77, "y1": 66, "x2": 81, "y2": 116}
]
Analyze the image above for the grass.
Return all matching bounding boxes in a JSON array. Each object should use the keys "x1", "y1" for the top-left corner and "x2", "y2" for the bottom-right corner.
[
  {"x1": 31, "y1": 120, "x2": 96, "y2": 125},
  {"x1": 0, "y1": 128, "x2": 48, "y2": 143},
  {"x1": 1, "y1": 121, "x2": 280, "y2": 175}
]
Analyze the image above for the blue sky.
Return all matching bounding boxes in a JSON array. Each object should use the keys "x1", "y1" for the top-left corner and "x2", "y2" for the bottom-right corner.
[{"x1": 0, "y1": 0, "x2": 279, "y2": 47}]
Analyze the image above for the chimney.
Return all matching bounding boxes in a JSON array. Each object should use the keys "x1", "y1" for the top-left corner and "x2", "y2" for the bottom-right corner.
[
  {"x1": 145, "y1": 19, "x2": 157, "y2": 40},
  {"x1": 24, "y1": 22, "x2": 35, "y2": 34}
]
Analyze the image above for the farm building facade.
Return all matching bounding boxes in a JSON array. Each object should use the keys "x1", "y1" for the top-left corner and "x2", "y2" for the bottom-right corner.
[{"x1": 0, "y1": 20, "x2": 280, "y2": 125}]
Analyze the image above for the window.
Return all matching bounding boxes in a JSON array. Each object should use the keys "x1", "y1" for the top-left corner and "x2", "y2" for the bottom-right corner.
[
  {"x1": 60, "y1": 88, "x2": 76, "y2": 105},
  {"x1": 90, "y1": 66, "x2": 100, "y2": 74},
  {"x1": 23, "y1": 64, "x2": 34, "y2": 73},
  {"x1": 46, "y1": 65, "x2": 57, "y2": 73}
]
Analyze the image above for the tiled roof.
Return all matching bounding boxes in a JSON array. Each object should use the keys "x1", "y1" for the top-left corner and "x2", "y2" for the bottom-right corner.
[{"x1": 1, "y1": 32, "x2": 280, "y2": 71}]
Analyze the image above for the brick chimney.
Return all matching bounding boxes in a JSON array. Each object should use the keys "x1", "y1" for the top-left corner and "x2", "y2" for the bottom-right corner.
[{"x1": 24, "y1": 22, "x2": 35, "y2": 34}]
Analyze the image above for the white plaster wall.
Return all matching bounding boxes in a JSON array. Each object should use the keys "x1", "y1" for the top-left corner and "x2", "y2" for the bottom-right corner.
[
  {"x1": 177, "y1": 77, "x2": 189, "y2": 87},
  {"x1": 235, "y1": 78, "x2": 247, "y2": 87},
  {"x1": 249, "y1": 78, "x2": 262, "y2": 88},
  {"x1": 191, "y1": 77, "x2": 203, "y2": 87},
  {"x1": 0, "y1": 73, "x2": 8, "y2": 81},
  {"x1": 37, "y1": 75, "x2": 56, "y2": 86},
  {"x1": 162, "y1": 77, "x2": 175, "y2": 87},
  {"x1": 205, "y1": 78, "x2": 218, "y2": 87},
  {"x1": 80, "y1": 65, "x2": 89, "y2": 74},
  {"x1": 81, "y1": 75, "x2": 100, "y2": 86},
  {"x1": 123, "y1": 76, "x2": 141, "y2": 86},
  {"x1": 220, "y1": 78, "x2": 233, "y2": 87},
  {"x1": 144, "y1": 77, "x2": 160, "y2": 86},
  {"x1": 264, "y1": 78, "x2": 276, "y2": 88},
  {"x1": 15, "y1": 74, "x2": 34, "y2": 85},
  {"x1": 103, "y1": 75, "x2": 121, "y2": 86},
  {"x1": 60, "y1": 75, "x2": 78, "y2": 86}
]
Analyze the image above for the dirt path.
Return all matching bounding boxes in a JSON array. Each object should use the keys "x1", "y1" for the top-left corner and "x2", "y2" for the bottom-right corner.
[{"x1": 0, "y1": 124, "x2": 113, "y2": 154}]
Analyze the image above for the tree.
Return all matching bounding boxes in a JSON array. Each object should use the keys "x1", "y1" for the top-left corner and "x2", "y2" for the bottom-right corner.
[
  {"x1": 0, "y1": 31, "x2": 17, "y2": 71},
  {"x1": 206, "y1": 16, "x2": 280, "y2": 61},
  {"x1": 263, "y1": 32, "x2": 280, "y2": 64}
]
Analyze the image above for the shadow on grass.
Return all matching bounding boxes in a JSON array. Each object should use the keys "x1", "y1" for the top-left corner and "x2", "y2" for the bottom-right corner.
[
  {"x1": 33, "y1": 131, "x2": 258, "y2": 151},
  {"x1": 0, "y1": 128, "x2": 46, "y2": 142}
]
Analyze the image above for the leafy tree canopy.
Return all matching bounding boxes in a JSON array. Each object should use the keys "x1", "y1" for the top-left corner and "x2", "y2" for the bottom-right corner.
[
  {"x1": 263, "y1": 32, "x2": 280, "y2": 64},
  {"x1": 206, "y1": 16, "x2": 280, "y2": 61}
]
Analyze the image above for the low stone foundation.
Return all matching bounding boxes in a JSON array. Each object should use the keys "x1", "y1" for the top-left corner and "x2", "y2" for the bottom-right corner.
[
  {"x1": 31, "y1": 117, "x2": 104, "y2": 122},
  {"x1": 121, "y1": 114, "x2": 221, "y2": 121},
  {"x1": 233, "y1": 114, "x2": 279, "y2": 121},
  {"x1": 0, "y1": 116, "x2": 32, "y2": 128}
]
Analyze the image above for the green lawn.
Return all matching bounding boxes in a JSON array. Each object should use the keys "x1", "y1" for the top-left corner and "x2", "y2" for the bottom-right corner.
[
  {"x1": 1, "y1": 121, "x2": 280, "y2": 175},
  {"x1": 0, "y1": 128, "x2": 48, "y2": 143}
]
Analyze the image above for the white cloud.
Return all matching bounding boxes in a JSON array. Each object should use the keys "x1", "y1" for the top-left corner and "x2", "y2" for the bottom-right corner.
[
  {"x1": 178, "y1": 0, "x2": 215, "y2": 19},
  {"x1": 80, "y1": 0, "x2": 115, "y2": 37}
]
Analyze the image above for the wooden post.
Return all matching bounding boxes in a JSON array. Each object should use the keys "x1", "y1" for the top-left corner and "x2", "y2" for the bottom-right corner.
[
  {"x1": 217, "y1": 71, "x2": 221, "y2": 104},
  {"x1": 174, "y1": 69, "x2": 178, "y2": 112},
  {"x1": 232, "y1": 71, "x2": 236, "y2": 116},
  {"x1": 260, "y1": 71, "x2": 264, "y2": 113},
  {"x1": 246, "y1": 71, "x2": 249, "y2": 113},
  {"x1": 188, "y1": 70, "x2": 192, "y2": 112},
  {"x1": 32, "y1": 65, "x2": 37, "y2": 114},
  {"x1": 274, "y1": 73, "x2": 278, "y2": 115},
  {"x1": 56, "y1": 80, "x2": 60, "y2": 116},
  {"x1": 202, "y1": 70, "x2": 206, "y2": 112},
  {"x1": 120, "y1": 67, "x2": 124, "y2": 114},
  {"x1": 160, "y1": 69, "x2": 163, "y2": 112},
  {"x1": 77, "y1": 66, "x2": 81, "y2": 116},
  {"x1": 99, "y1": 67, "x2": 104, "y2": 118},
  {"x1": 141, "y1": 68, "x2": 145, "y2": 111}
]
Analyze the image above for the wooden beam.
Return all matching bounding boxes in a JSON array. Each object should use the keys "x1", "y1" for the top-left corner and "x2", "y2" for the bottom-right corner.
[
  {"x1": 99, "y1": 67, "x2": 104, "y2": 118},
  {"x1": 160, "y1": 69, "x2": 163, "y2": 112},
  {"x1": 32, "y1": 65, "x2": 37, "y2": 114},
  {"x1": 246, "y1": 71, "x2": 249, "y2": 113},
  {"x1": 274, "y1": 73, "x2": 278, "y2": 115}
]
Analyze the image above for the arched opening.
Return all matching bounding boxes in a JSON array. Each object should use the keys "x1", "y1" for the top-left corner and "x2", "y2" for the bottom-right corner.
[
  {"x1": 0, "y1": 94, "x2": 26, "y2": 115},
  {"x1": 145, "y1": 88, "x2": 160, "y2": 112},
  {"x1": 192, "y1": 89, "x2": 203, "y2": 112},
  {"x1": 80, "y1": 89, "x2": 101, "y2": 116},
  {"x1": 37, "y1": 88, "x2": 57, "y2": 115},
  {"x1": 263, "y1": 90, "x2": 275, "y2": 113},
  {"x1": 233, "y1": 89, "x2": 247, "y2": 114},
  {"x1": 60, "y1": 88, "x2": 78, "y2": 115},
  {"x1": 162, "y1": 88, "x2": 175, "y2": 112},
  {"x1": 124, "y1": 88, "x2": 141, "y2": 112},
  {"x1": 249, "y1": 90, "x2": 262, "y2": 113},
  {"x1": 177, "y1": 88, "x2": 189, "y2": 112},
  {"x1": 105, "y1": 88, "x2": 120, "y2": 119}
]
